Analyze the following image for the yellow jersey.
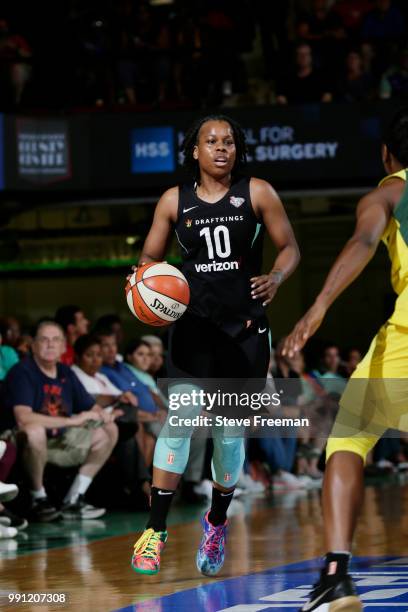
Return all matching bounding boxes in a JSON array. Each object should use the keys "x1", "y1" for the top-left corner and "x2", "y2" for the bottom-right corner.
[{"x1": 379, "y1": 169, "x2": 408, "y2": 327}]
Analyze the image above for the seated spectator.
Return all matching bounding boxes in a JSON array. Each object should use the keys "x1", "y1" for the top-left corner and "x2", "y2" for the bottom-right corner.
[
  {"x1": 124, "y1": 338, "x2": 168, "y2": 409},
  {"x1": 15, "y1": 333, "x2": 33, "y2": 358},
  {"x1": 72, "y1": 334, "x2": 152, "y2": 506},
  {"x1": 141, "y1": 334, "x2": 165, "y2": 378},
  {"x1": 333, "y1": 0, "x2": 373, "y2": 41},
  {"x1": 0, "y1": 325, "x2": 19, "y2": 382},
  {"x1": 379, "y1": 47, "x2": 408, "y2": 99},
  {"x1": 55, "y1": 305, "x2": 90, "y2": 366},
  {"x1": 72, "y1": 334, "x2": 124, "y2": 403},
  {"x1": 339, "y1": 347, "x2": 362, "y2": 377},
  {"x1": 361, "y1": 0, "x2": 405, "y2": 44},
  {"x1": 94, "y1": 314, "x2": 124, "y2": 359},
  {"x1": 296, "y1": 0, "x2": 346, "y2": 68},
  {"x1": 256, "y1": 339, "x2": 305, "y2": 490},
  {"x1": 311, "y1": 343, "x2": 347, "y2": 396},
  {"x1": 4, "y1": 320, "x2": 118, "y2": 522},
  {"x1": 116, "y1": 3, "x2": 158, "y2": 105},
  {"x1": 336, "y1": 49, "x2": 374, "y2": 101},
  {"x1": 0, "y1": 316, "x2": 21, "y2": 349},
  {"x1": 0, "y1": 314, "x2": 32, "y2": 358},
  {"x1": 276, "y1": 42, "x2": 333, "y2": 105},
  {"x1": 97, "y1": 330, "x2": 158, "y2": 414}
]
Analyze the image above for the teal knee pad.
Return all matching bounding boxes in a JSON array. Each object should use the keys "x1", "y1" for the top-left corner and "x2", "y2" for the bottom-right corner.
[
  {"x1": 211, "y1": 437, "x2": 245, "y2": 487},
  {"x1": 153, "y1": 435, "x2": 191, "y2": 474}
]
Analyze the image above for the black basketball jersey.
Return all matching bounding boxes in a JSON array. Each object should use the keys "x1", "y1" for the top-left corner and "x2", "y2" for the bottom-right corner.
[{"x1": 174, "y1": 176, "x2": 266, "y2": 333}]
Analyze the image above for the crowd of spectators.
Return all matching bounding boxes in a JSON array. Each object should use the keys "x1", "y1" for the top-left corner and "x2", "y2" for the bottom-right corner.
[
  {"x1": 0, "y1": 305, "x2": 405, "y2": 541},
  {"x1": 0, "y1": 0, "x2": 408, "y2": 111}
]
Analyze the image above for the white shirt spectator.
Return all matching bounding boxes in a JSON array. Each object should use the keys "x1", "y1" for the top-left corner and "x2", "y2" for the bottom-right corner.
[{"x1": 71, "y1": 364, "x2": 121, "y2": 396}]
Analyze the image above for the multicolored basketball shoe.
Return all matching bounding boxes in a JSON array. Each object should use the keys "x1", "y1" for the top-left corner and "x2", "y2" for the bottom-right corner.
[
  {"x1": 196, "y1": 511, "x2": 227, "y2": 577},
  {"x1": 131, "y1": 528, "x2": 167, "y2": 575}
]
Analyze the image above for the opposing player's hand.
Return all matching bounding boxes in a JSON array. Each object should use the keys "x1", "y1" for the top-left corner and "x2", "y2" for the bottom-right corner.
[
  {"x1": 250, "y1": 271, "x2": 281, "y2": 306},
  {"x1": 282, "y1": 302, "x2": 327, "y2": 357}
]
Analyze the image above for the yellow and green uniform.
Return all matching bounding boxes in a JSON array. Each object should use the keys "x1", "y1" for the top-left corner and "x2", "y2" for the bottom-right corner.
[{"x1": 327, "y1": 169, "x2": 408, "y2": 462}]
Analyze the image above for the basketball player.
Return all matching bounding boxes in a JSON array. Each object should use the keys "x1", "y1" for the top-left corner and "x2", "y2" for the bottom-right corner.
[
  {"x1": 131, "y1": 115, "x2": 300, "y2": 576},
  {"x1": 283, "y1": 108, "x2": 408, "y2": 611}
]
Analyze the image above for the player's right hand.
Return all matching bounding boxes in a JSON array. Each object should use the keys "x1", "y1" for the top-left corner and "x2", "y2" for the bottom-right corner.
[{"x1": 282, "y1": 302, "x2": 327, "y2": 357}]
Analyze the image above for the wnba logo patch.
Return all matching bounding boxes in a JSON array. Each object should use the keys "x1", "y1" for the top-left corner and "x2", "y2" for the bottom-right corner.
[
  {"x1": 167, "y1": 452, "x2": 175, "y2": 465},
  {"x1": 230, "y1": 196, "x2": 245, "y2": 208},
  {"x1": 224, "y1": 473, "x2": 232, "y2": 482},
  {"x1": 185, "y1": 219, "x2": 192, "y2": 228}
]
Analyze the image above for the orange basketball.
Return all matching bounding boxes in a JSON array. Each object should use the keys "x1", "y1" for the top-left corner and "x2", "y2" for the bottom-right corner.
[{"x1": 125, "y1": 262, "x2": 190, "y2": 326}]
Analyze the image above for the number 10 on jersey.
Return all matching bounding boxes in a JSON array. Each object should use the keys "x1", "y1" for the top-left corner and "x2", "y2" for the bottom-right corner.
[{"x1": 199, "y1": 226, "x2": 231, "y2": 259}]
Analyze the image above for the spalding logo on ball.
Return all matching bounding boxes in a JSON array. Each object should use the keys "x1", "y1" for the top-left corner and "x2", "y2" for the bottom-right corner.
[{"x1": 125, "y1": 262, "x2": 190, "y2": 326}]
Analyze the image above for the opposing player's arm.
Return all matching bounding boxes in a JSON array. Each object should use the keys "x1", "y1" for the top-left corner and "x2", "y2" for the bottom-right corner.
[
  {"x1": 138, "y1": 187, "x2": 179, "y2": 264},
  {"x1": 283, "y1": 187, "x2": 393, "y2": 356},
  {"x1": 250, "y1": 178, "x2": 300, "y2": 305},
  {"x1": 314, "y1": 190, "x2": 392, "y2": 310}
]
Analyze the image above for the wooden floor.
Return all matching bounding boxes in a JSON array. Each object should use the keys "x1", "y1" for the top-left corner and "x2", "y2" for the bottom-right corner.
[{"x1": 2, "y1": 480, "x2": 408, "y2": 612}]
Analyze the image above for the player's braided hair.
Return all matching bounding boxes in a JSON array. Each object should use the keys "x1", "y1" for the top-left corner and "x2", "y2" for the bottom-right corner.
[
  {"x1": 384, "y1": 107, "x2": 408, "y2": 167},
  {"x1": 181, "y1": 114, "x2": 247, "y2": 182}
]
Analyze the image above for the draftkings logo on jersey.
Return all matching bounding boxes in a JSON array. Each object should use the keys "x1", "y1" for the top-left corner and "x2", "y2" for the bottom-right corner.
[{"x1": 131, "y1": 126, "x2": 175, "y2": 174}]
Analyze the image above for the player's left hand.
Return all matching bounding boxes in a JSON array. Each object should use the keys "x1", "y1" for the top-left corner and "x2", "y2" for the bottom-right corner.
[{"x1": 250, "y1": 272, "x2": 281, "y2": 306}]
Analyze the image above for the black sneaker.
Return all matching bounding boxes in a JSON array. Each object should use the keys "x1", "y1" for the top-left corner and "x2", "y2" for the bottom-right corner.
[
  {"x1": 30, "y1": 497, "x2": 61, "y2": 523},
  {"x1": 0, "y1": 508, "x2": 28, "y2": 530},
  {"x1": 300, "y1": 574, "x2": 362, "y2": 611},
  {"x1": 61, "y1": 495, "x2": 106, "y2": 520}
]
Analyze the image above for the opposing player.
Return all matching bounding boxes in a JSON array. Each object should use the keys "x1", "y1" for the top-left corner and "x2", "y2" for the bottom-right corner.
[
  {"x1": 131, "y1": 115, "x2": 300, "y2": 576},
  {"x1": 283, "y1": 108, "x2": 408, "y2": 611}
]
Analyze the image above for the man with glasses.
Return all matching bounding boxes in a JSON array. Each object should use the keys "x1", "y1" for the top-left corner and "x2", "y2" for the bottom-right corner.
[{"x1": 4, "y1": 320, "x2": 118, "y2": 522}]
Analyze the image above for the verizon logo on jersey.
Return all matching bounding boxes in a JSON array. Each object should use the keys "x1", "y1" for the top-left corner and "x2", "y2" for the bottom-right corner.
[{"x1": 195, "y1": 261, "x2": 239, "y2": 272}]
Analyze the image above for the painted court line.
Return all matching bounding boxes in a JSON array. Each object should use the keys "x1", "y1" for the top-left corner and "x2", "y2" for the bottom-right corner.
[{"x1": 115, "y1": 556, "x2": 408, "y2": 612}]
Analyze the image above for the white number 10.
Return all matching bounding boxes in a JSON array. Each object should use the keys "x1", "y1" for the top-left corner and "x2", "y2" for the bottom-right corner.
[{"x1": 199, "y1": 226, "x2": 231, "y2": 259}]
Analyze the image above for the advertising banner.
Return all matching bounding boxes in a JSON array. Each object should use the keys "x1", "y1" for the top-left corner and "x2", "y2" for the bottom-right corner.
[{"x1": 0, "y1": 101, "x2": 395, "y2": 192}]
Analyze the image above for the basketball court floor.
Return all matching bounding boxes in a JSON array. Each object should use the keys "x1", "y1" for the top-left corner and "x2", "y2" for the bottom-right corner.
[{"x1": 1, "y1": 477, "x2": 408, "y2": 611}]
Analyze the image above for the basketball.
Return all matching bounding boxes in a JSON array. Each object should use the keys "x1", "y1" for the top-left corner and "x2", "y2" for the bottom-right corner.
[{"x1": 125, "y1": 262, "x2": 190, "y2": 326}]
